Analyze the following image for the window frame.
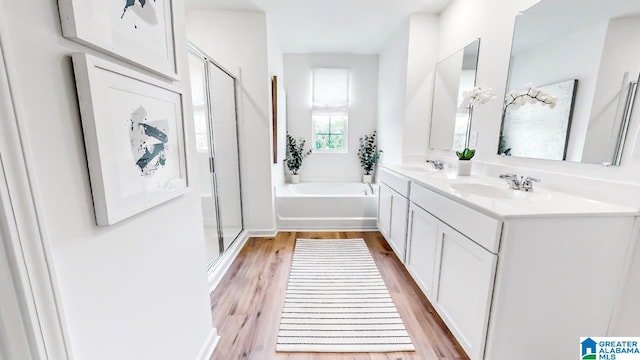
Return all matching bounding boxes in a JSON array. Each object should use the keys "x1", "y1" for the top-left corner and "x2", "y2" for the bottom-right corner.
[
  {"x1": 311, "y1": 68, "x2": 350, "y2": 154},
  {"x1": 311, "y1": 110, "x2": 348, "y2": 154}
]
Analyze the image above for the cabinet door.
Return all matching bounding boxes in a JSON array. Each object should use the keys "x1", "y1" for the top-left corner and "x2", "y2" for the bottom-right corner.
[
  {"x1": 389, "y1": 193, "x2": 409, "y2": 262},
  {"x1": 378, "y1": 184, "x2": 392, "y2": 238},
  {"x1": 436, "y1": 223, "x2": 497, "y2": 360},
  {"x1": 406, "y1": 203, "x2": 440, "y2": 298}
]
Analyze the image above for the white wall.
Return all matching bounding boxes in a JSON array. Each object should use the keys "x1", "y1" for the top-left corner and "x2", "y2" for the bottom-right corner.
[
  {"x1": 267, "y1": 18, "x2": 287, "y2": 188},
  {"x1": 377, "y1": 22, "x2": 410, "y2": 165},
  {"x1": 1, "y1": 0, "x2": 216, "y2": 358},
  {"x1": 430, "y1": 0, "x2": 640, "y2": 335},
  {"x1": 376, "y1": 14, "x2": 438, "y2": 165},
  {"x1": 284, "y1": 53, "x2": 379, "y2": 182},
  {"x1": 0, "y1": 230, "x2": 34, "y2": 360},
  {"x1": 187, "y1": 10, "x2": 277, "y2": 233},
  {"x1": 403, "y1": 15, "x2": 439, "y2": 162}
]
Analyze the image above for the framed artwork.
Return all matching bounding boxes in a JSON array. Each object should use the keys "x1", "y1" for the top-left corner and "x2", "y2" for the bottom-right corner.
[
  {"x1": 72, "y1": 53, "x2": 188, "y2": 226},
  {"x1": 272, "y1": 75, "x2": 278, "y2": 163},
  {"x1": 502, "y1": 79, "x2": 578, "y2": 161},
  {"x1": 59, "y1": 0, "x2": 178, "y2": 79}
]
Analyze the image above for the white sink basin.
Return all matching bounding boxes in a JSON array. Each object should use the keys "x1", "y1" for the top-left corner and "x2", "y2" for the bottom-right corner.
[{"x1": 449, "y1": 183, "x2": 514, "y2": 199}]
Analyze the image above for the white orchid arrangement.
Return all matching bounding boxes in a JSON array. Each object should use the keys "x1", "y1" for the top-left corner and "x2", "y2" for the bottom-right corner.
[
  {"x1": 456, "y1": 86, "x2": 496, "y2": 160},
  {"x1": 459, "y1": 85, "x2": 497, "y2": 111},
  {"x1": 504, "y1": 83, "x2": 558, "y2": 110}
]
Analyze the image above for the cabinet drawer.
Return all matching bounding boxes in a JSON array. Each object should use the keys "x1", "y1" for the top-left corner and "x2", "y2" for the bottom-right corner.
[
  {"x1": 378, "y1": 168, "x2": 410, "y2": 198},
  {"x1": 410, "y1": 183, "x2": 502, "y2": 253}
]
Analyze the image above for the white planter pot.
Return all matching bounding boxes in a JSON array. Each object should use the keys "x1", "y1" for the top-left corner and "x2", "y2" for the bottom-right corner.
[
  {"x1": 457, "y1": 160, "x2": 472, "y2": 176},
  {"x1": 363, "y1": 174, "x2": 373, "y2": 183},
  {"x1": 290, "y1": 174, "x2": 300, "y2": 184}
]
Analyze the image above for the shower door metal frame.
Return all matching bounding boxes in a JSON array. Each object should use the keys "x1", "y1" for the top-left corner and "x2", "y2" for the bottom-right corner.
[{"x1": 188, "y1": 43, "x2": 244, "y2": 270}]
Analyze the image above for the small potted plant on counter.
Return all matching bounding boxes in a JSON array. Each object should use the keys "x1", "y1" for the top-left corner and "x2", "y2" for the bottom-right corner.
[
  {"x1": 457, "y1": 85, "x2": 496, "y2": 176},
  {"x1": 456, "y1": 148, "x2": 476, "y2": 176},
  {"x1": 285, "y1": 133, "x2": 312, "y2": 183},
  {"x1": 358, "y1": 131, "x2": 382, "y2": 183}
]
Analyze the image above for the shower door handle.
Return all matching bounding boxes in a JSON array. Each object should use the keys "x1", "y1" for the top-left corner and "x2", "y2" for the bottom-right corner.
[{"x1": 209, "y1": 157, "x2": 215, "y2": 173}]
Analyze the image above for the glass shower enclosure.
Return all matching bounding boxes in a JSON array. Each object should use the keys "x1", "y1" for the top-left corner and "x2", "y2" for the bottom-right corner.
[{"x1": 188, "y1": 43, "x2": 244, "y2": 270}]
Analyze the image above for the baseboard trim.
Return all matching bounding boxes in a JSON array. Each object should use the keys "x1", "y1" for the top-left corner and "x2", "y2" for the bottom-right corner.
[
  {"x1": 207, "y1": 231, "x2": 250, "y2": 293},
  {"x1": 247, "y1": 229, "x2": 278, "y2": 237},
  {"x1": 278, "y1": 227, "x2": 379, "y2": 232},
  {"x1": 196, "y1": 328, "x2": 220, "y2": 360}
]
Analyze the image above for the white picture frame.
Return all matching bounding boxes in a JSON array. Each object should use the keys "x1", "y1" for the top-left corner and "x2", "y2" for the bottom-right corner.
[
  {"x1": 59, "y1": 0, "x2": 178, "y2": 80},
  {"x1": 72, "y1": 53, "x2": 188, "y2": 226}
]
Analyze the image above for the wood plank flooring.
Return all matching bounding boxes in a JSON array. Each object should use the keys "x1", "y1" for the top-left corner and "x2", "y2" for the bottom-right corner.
[{"x1": 209, "y1": 232, "x2": 469, "y2": 360}]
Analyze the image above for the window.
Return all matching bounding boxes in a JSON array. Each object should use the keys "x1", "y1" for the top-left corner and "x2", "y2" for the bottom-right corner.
[{"x1": 312, "y1": 68, "x2": 349, "y2": 152}]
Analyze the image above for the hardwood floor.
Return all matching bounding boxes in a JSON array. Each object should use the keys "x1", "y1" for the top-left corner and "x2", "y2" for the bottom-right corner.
[{"x1": 209, "y1": 232, "x2": 469, "y2": 360}]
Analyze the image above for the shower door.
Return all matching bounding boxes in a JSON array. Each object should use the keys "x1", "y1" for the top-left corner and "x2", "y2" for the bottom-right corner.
[
  {"x1": 188, "y1": 51, "x2": 221, "y2": 267},
  {"x1": 207, "y1": 62, "x2": 243, "y2": 249},
  {"x1": 188, "y1": 44, "x2": 244, "y2": 269}
]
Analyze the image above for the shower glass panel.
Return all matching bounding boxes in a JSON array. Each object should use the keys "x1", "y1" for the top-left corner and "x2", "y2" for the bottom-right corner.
[
  {"x1": 188, "y1": 52, "x2": 221, "y2": 267},
  {"x1": 208, "y1": 64, "x2": 243, "y2": 249}
]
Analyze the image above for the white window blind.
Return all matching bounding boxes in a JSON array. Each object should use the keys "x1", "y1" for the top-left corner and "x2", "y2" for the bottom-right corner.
[
  {"x1": 312, "y1": 68, "x2": 350, "y2": 152},
  {"x1": 313, "y1": 68, "x2": 350, "y2": 109}
]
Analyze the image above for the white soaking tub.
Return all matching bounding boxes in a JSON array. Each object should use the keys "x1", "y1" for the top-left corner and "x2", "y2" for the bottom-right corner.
[{"x1": 276, "y1": 182, "x2": 379, "y2": 230}]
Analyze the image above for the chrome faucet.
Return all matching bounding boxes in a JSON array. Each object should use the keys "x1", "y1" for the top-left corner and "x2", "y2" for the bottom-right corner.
[
  {"x1": 426, "y1": 160, "x2": 445, "y2": 170},
  {"x1": 366, "y1": 182, "x2": 375, "y2": 195},
  {"x1": 499, "y1": 173, "x2": 521, "y2": 190},
  {"x1": 521, "y1": 176, "x2": 541, "y2": 192},
  {"x1": 499, "y1": 173, "x2": 541, "y2": 192}
]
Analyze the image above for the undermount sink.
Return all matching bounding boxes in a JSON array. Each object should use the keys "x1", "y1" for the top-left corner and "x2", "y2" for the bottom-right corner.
[{"x1": 449, "y1": 183, "x2": 514, "y2": 199}]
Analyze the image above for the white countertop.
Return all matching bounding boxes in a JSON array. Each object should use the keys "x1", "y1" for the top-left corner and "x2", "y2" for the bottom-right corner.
[{"x1": 381, "y1": 164, "x2": 639, "y2": 219}]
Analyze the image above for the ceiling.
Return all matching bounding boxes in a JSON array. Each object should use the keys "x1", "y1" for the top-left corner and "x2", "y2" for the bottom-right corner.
[{"x1": 186, "y1": 0, "x2": 451, "y2": 53}]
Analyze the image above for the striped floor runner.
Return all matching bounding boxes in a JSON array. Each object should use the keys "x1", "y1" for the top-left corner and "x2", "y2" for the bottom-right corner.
[{"x1": 276, "y1": 238, "x2": 415, "y2": 353}]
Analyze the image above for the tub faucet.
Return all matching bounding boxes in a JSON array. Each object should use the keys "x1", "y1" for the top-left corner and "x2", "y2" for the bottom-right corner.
[
  {"x1": 366, "y1": 182, "x2": 375, "y2": 195},
  {"x1": 426, "y1": 160, "x2": 444, "y2": 170}
]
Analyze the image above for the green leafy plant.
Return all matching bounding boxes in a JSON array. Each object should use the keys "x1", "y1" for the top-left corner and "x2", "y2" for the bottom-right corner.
[
  {"x1": 358, "y1": 131, "x2": 382, "y2": 175},
  {"x1": 456, "y1": 148, "x2": 476, "y2": 161},
  {"x1": 285, "y1": 133, "x2": 312, "y2": 175}
]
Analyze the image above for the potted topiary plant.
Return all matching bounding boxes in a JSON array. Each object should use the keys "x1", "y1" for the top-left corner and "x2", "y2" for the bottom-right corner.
[
  {"x1": 358, "y1": 131, "x2": 382, "y2": 183},
  {"x1": 285, "y1": 133, "x2": 312, "y2": 183}
]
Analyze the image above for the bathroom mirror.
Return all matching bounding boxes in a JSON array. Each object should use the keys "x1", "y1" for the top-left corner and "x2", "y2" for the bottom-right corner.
[
  {"x1": 499, "y1": 0, "x2": 640, "y2": 165},
  {"x1": 429, "y1": 39, "x2": 480, "y2": 151}
]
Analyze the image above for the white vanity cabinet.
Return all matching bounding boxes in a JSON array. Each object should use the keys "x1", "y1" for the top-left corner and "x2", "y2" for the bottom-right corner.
[
  {"x1": 377, "y1": 169, "x2": 410, "y2": 262},
  {"x1": 376, "y1": 166, "x2": 638, "y2": 360},
  {"x1": 408, "y1": 183, "x2": 500, "y2": 360}
]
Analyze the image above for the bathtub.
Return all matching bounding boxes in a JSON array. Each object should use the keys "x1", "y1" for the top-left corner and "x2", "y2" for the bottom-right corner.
[{"x1": 276, "y1": 182, "x2": 378, "y2": 230}]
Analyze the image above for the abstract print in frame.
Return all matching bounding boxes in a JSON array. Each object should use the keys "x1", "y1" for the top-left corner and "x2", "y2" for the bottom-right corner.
[
  {"x1": 59, "y1": 0, "x2": 178, "y2": 79},
  {"x1": 72, "y1": 53, "x2": 188, "y2": 226}
]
